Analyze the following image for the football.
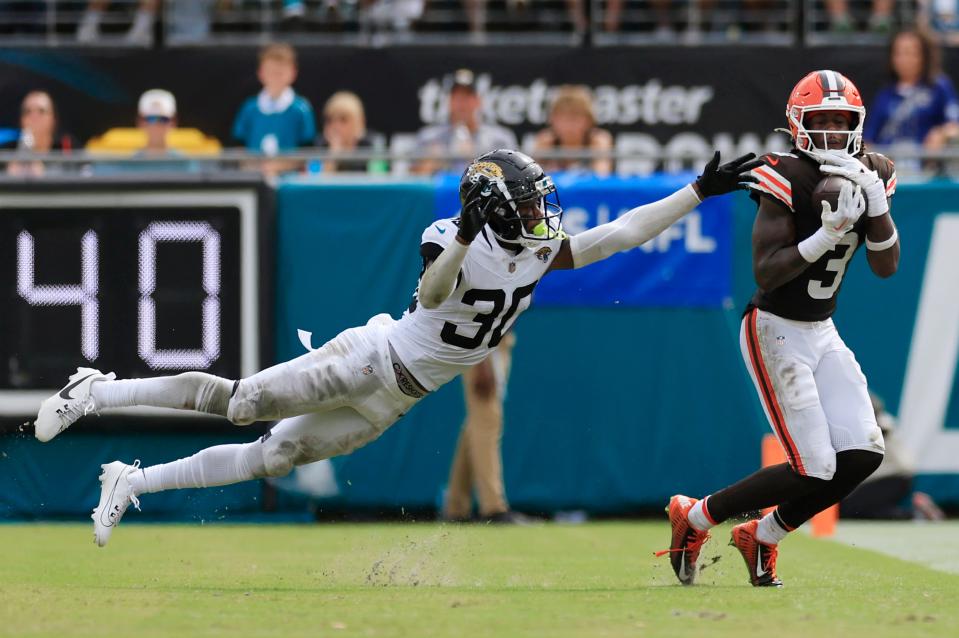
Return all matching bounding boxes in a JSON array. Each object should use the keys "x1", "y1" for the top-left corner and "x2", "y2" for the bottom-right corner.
[{"x1": 812, "y1": 174, "x2": 861, "y2": 215}]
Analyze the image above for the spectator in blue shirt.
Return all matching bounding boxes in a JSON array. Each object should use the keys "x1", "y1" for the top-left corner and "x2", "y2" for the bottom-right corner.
[
  {"x1": 232, "y1": 43, "x2": 316, "y2": 155},
  {"x1": 864, "y1": 28, "x2": 959, "y2": 151}
]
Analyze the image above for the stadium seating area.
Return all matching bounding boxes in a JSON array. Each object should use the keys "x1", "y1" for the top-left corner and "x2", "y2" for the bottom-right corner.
[{"x1": 0, "y1": 0, "x2": 943, "y2": 46}]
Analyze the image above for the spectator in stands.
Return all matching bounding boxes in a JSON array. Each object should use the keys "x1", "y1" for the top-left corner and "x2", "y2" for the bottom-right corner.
[
  {"x1": 604, "y1": 0, "x2": 727, "y2": 38},
  {"x1": 3, "y1": 90, "x2": 75, "y2": 177},
  {"x1": 232, "y1": 43, "x2": 316, "y2": 154},
  {"x1": 136, "y1": 89, "x2": 177, "y2": 155},
  {"x1": 166, "y1": 0, "x2": 218, "y2": 44},
  {"x1": 825, "y1": 0, "x2": 894, "y2": 32},
  {"x1": 362, "y1": 0, "x2": 425, "y2": 37},
  {"x1": 414, "y1": 68, "x2": 517, "y2": 174},
  {"x1": 77, "y1": 0, "x2": 157, "y2": 44},
  {"x1": 841, "y1": 393, "x2": 945, "y2": 521},
  {"x1": 315, "y1": 91, "x2": 387, "y2": 174},
  {"x1": 232, "y1": 43, "x2": 316, "y2": 178},
  {"x1": 533, "y1": 85, "x2": 613, "y2": 176},
  {"x1": 926, "y1": 0, "x2": 959, "y2": 40},
  {"x1": 864, "y1": 28, "x2": 959, "y2": 152},
  {"x1": 94, "y1": 89, "x2": 197, "y2": 174},
  {"x1": 443, "y1": 333, "x2": 533, "y2": 524},
  {"x1": 464, "y1": 0, "x2": 585, "y2": 37}
]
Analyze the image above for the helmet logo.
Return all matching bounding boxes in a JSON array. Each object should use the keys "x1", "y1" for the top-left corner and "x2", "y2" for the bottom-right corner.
[{"x1": 468, "y1": 161, "x2": 504, "y2": 182}]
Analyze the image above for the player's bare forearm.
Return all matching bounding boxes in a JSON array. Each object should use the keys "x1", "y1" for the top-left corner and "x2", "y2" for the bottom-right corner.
[
  {"x1": 752, "y1": 196, "x2": 811, "y2": 291},
  {"x1": 865, "y1": 210, "x2": 899, "y2": 278},
  {"x1": 548, "y1": 240, "x2": 575, "y2": 271},
  {"x1": 754, "y1": 245, "x2": 812, "y2": 291}
]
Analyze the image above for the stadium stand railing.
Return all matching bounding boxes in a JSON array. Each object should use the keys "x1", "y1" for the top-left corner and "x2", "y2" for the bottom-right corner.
[
  {"x1": 591, "y1": 0, "x2": 799, "y2": 46},
  {"x1": 0, "y1": 0, "x2": 153, "y2": 47},
  {"x1": 804, "y1": 0, "x2": 920, "y2": 46},
  {"x1": 0, "y1": 0, "x2": 938, "y2": 47},
  {"x1": 0, "y1": 145, "x2": 953, "y2": 179}
]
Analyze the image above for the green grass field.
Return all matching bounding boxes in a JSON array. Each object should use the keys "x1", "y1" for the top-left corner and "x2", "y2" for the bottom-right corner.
[{"x1": 1, "y1": 522, "x2": 956, "y2": 637}]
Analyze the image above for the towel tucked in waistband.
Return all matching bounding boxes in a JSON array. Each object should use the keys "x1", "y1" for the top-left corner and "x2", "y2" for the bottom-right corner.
[{"x1": 388, "y1": 342, "x2": 429, "y2": 399}]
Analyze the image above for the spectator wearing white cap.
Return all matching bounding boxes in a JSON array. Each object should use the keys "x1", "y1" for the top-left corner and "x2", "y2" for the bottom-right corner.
[
  {"x1": 138, "y1": 89, "x2": 177, "y2": 155},
  {"x1": 95, "y1": 89, "x2": 195, "y2": 174}
]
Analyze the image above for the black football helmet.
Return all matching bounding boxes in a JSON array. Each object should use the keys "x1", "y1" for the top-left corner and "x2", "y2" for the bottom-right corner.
[{"x1": 459, "y1": 149, "x2": 564, "y2": 248}]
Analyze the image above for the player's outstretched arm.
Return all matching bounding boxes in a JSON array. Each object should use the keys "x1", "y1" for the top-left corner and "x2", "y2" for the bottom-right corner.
[
  {"x1": 419, "y1": 177, "x2": 498, "y2": 309},
  {"x1": 550, "y1": 151, "x2": 762, "y2": 270}
]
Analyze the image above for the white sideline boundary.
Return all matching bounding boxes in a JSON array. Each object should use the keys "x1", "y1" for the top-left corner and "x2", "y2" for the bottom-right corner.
[{"x1": 831, "y1": 521, "x2": 959, "y2": 574}]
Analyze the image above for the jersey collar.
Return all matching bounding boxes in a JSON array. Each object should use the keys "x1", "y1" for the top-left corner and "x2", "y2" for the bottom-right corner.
[{"x1": 257, "y1": 88, "x2": 295, "y2": 115}]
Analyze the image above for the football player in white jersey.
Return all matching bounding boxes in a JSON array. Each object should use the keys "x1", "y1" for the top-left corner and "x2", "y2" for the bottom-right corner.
[{"x1": 33, "y1": 148, "x2": 760, "y2": 547}]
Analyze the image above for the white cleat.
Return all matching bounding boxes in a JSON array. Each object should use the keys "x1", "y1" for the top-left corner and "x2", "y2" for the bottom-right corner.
[
  {"x1": 92, "y1": 460, "x2": 141, "y2": 548},
  {"x1": 34, "y1": 367, "x2": 115, "y2": 442}
]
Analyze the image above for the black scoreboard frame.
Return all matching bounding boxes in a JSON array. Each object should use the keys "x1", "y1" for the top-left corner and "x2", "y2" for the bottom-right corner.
[{"x1": 0, "y1": 175, "x2": 274, "y2": 420}]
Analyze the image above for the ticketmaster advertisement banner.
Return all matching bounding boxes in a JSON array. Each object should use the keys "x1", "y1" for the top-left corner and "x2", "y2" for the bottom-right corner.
[
  {"x1": 0, "y1": 46, "x2": 929, "y2": 172},
  {"x1": 434, "y1": 173, "x2": 732, "y2": 307}
]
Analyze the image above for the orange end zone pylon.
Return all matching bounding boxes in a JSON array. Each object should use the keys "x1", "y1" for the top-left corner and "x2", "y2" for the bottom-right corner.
[{"x1": 761, "y1": 434, "x2": 837, "y2": 537}]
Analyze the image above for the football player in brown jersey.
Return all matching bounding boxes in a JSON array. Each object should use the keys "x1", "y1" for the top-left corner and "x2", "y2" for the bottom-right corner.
[{"x1": 660, "y1": 70, "x2": 900, "y2": 587}]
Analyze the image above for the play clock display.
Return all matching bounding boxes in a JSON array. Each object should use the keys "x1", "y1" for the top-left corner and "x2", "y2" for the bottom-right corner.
[{"x1": 0, "y1": 184, "x2": 265, "y2": 415}]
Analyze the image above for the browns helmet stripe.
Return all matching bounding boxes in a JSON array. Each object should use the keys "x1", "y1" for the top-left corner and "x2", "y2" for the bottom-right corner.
[{"x1": 818, "y1": 70, "x2": 845, "y2": 99}]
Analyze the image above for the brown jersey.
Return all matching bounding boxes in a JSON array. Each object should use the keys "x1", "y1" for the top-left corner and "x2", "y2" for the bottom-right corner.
[{"x1": 746, "y1": 149, "x2": 897, "y2": 322}]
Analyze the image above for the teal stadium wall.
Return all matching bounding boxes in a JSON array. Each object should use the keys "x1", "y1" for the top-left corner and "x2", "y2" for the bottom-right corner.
[{"x1": 4, "y1": 179, "x2": 958, "y2": 520}]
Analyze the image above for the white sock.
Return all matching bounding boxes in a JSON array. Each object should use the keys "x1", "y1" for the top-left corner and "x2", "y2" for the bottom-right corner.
[
  {"x1": 687, "y1": 497, "x2": 716, "y2": 532},
  {"x1": 80, "y1": 8, "x2": 103, "y2": 26},
  {"x1": 128, "y1": 443, "x2": 265, "y2": 495},
  {"x1": 77, "y1": 9, "x2": 102, "y2": 41},
  {"x1": 130, "y1": 9, "x2": 154, "y2": 31},
  {"x1": 90, "y1": 373, "x2": 233, "y2": 415},
  {"x1": 755, "y1": 511, "x2": 790, "y2": 545}
]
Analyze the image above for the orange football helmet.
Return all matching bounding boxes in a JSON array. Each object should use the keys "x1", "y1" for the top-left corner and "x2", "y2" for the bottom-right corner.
[{"x1": 785, "y1": 70, "x2": 865, "y2": 158}]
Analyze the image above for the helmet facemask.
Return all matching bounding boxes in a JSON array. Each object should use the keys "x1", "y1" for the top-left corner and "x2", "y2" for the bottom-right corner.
[
  {"x1": 488, "y1": 175, "x2": 565, "y2": 249},
  {"x1": 783, "y1": 70, "x2": 866, "y2": 163},
  {"x1": 789, "y1": 106, "x2": 864, "y2": 162}
]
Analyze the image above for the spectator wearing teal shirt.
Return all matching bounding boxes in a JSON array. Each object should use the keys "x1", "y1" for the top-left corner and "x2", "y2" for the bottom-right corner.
[
  {"x1": 864, "y1": 28, "x2": 959, "y2": 151},
  {"x1": 232, "y1": 43, "x2": 316, "y2": 155}
]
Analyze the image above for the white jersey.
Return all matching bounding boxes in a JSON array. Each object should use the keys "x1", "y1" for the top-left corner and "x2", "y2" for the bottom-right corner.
[{"x1": 388, "y1": 218, "x2": 563, "y2": 390}]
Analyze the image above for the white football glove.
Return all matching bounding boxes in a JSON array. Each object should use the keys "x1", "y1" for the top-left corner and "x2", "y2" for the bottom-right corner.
[
  {"x1": 799, "y1": 181, "x2": 865, "y2": 263},
  {"x1": 822, "y1": 180, "x2": 866, "y2": 237},
  {"x1": 817, "y1": 150, "x2": 889, "y2": 217}
]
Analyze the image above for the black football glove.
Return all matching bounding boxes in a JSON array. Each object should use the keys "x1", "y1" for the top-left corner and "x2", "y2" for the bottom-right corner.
[
  {"x1": 457, "y1": 176, "x2": 502, "y2": 243},
  {"x1": 695, "y1": 151, "x2": 763, "y2": 199}
]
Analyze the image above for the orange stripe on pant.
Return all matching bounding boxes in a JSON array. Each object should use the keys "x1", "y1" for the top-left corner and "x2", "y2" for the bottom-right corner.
[{"x1": 745, "y1": 309, "x2": 806, "y2": 476}]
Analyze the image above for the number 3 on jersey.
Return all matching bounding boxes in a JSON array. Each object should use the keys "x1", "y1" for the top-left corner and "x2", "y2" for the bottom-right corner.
[
  {"x1": 808, "y1": 234, "x2": 859, "y2": 300},
  {"x1": 440, "y1": 282, "x2": 537, "y2": 349}
]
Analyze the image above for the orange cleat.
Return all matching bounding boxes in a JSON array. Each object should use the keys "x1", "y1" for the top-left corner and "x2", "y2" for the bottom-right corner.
[
  {"x1": 729, "y1": 519, "x2": 783, "y2": 587},
  {"x1": 655, "y1": 495, "x2": 711, "y2": 585}
]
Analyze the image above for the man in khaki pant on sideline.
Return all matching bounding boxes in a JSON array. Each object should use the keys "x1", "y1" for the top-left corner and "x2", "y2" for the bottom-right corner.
[{"x1": 443, "y1": 333, "x2": 530, "y2": 523}]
